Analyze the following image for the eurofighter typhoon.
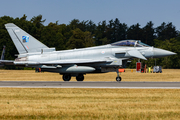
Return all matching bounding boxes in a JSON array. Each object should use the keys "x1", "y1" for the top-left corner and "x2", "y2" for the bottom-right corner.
[{"x1": 0, "y1": 23, "x2": 176, "y2": 81}]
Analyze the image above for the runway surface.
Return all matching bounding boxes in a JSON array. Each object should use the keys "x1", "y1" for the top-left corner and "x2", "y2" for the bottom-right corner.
[{"x1": 0, "y1": 81, "x2": 180, "y2": 89}]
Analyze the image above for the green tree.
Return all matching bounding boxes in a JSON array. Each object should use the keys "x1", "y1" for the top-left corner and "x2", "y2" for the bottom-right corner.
[
  {"x1": 105, "y1": 19, "x2": 127, "y2": 43},
  {"x1": 142, "y1": 21, "x2": 155, "y2": 46},
  {"x1": 84, "y1": 31, "x2": 95, "y2": 47},
  {"x1": 30, "y1": 15, "x2": 45, "y2": 40},
  {"x1": 66, "y1": 28, "x2": 85, "y2": 49},
  {"x1": 99, "y1": 37, "x2": 110, "y2": 45},
  {"x1": 41, "y1": 22, "x2": 65, "y2": 50},
  {"x1": 86, "y1": 20, "x2": 96, "y2": 34},
  {"x1": 95, "y1": 21, "x2": 107, "y2": 45},
  {"x1": 68, "y1": 19, "x2": 80, "y2": 30},
  {"x1": 154, "y1": 38, "x2": 180, "y2": 68},
  {"x1": 66, "y1": 28, "x2": 94, "y2": 49},
  {"x1": 112, "y1": 18, "x2": 127, "y2": 42},
  {"x1": 156, "y1": 22, "x2": 178, "y2": 40},
  {"x1": 31, "y1": 14, "x2": 45, "y2": 28},
  {"x1": 127, "y1": 23, "x2": 143, "y2": 40}
]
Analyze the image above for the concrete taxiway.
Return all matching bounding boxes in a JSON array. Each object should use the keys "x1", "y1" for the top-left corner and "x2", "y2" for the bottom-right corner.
[{"x1": 0, "y1": 81, "x2": 180, "y2": 89}]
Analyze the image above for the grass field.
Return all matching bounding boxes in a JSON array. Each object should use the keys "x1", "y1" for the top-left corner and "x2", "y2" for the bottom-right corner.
[
  {"x1": 0, "y1": 88, "x2": 180, "y2": 120},
  {"x1": 0, "y1": 69, "x2": 180, "y2": 119},
  {"x1": 0, "y1": 69, "x2": 180, "y2": 81}
]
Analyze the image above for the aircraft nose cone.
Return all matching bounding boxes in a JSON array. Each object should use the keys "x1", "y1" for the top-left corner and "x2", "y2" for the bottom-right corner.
[{"x1": 153, "y1": 48, "x2": 176, "y2": 58}]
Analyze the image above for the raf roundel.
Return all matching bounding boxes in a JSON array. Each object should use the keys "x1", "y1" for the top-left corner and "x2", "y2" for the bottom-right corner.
[{"x1": 101, "y1": 51, "x2": 105, "y2": 54}]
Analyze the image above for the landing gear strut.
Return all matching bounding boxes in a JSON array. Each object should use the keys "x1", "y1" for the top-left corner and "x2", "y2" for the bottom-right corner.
[
  {"x1": 62, "y1": 74, "x2": 71, "y2": 81},
  {"x1": 76, "y1": 74, "x2": 84, "y2": 81},
  {"x1": 116, "y1": 69, "x2": 122, "y2": 82}
]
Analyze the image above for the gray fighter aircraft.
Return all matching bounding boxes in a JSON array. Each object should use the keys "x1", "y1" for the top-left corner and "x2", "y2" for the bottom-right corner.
[{"x1": 0, "y1": 23, "x2": 176, "y2": 81}]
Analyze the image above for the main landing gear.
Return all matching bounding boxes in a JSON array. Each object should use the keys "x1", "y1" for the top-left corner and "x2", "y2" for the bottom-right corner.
[
  {"x1": 62, "y1": 74, "x2": 71, "y2": 81},
  {"x1": 116, "y1": 69, "x2": 122, "y2": 82},
  {"x1": 76, "y1": 74, "x2": 84, "y2": 81},
  {"x1": 62, "y1": 74, "x2": 84, "y2": 81}
]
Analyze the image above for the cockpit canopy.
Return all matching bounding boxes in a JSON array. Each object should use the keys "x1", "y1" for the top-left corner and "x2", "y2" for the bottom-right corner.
[{"x1": 111, "y1": 40, "x2": 151, "y2": 47}]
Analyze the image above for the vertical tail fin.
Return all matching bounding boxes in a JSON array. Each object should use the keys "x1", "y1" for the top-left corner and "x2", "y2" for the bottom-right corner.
[{"x1": 5, "y1": 23, "x2": 48, "y2": 54}]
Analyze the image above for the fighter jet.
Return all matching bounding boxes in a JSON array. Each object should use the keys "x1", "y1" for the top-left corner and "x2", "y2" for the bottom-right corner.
[{"x1": 0, "y1": 23, "x2": 176, "y2": 81}]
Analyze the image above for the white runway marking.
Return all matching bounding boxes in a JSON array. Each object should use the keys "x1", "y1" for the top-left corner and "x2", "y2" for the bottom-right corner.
[
  {"x1": 0, "y1": 86, "x2": 180, "y2": 89},
  {"x1": 0, "y1": 81, "x2": 180, "y2": 89}
]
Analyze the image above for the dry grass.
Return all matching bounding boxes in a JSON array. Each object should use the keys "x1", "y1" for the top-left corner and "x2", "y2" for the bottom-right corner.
[
  {"x1": 0, "y1": 69, "x2": 180, "y2": 81},
  {"x1": 0, "y1": 88, "x2": 180, "y2": 120},
  {"x1": 0, "y1": 69, "x2": 180, "y2": 119}
]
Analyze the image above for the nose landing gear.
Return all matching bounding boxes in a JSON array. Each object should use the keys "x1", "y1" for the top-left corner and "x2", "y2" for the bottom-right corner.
[
  {"x1": 116, "y1": 68, "x2": 124, "y2": 82},
  {"x1": 116, "y1": 76, "x2": 121, "y2": 82}
]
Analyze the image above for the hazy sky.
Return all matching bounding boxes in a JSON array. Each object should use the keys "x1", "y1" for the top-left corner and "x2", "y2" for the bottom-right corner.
[{"x1": 1, "y1": 0, "x2": 180, "y2": 30}]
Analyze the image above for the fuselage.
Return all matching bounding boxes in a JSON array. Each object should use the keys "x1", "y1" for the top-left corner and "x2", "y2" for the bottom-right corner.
[
  {"x1": 17, "y1": 42, "x2": 174, "y2": 70},
  {"x1": 12, "y1": 40, "x2": 176, "y2": 76}
]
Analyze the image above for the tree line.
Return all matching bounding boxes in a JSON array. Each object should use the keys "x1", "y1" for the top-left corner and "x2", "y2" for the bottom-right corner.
[{"x1": 0, "y1": 14, "x2": 180, "y2": 69}]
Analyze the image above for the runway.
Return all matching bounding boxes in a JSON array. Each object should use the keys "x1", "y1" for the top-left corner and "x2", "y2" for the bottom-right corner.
[{"x1": 0, "y1": 81, "x2": 180, "y2": 89}]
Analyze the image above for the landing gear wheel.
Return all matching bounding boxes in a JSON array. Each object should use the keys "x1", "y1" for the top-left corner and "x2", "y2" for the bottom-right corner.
[
  {"x1": 116, "y1": 68, "x2": 122, "y2": 82},
  {"x1": 62, "y1": 74, "x2": 71, "y2": 81},
  {"x1": 116, "y1": 77, "x2": 121, "y2": 82},
  {"x1": 76, "y1": 74, "x2": 84, "y2": 81}
]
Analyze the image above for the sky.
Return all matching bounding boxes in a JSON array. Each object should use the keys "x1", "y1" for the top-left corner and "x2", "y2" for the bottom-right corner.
[{"x1": 0, "y1": 0, "x2": 180, "y2": 30}]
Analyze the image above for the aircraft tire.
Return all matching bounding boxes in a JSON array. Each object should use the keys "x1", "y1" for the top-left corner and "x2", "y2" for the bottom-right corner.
[
  {"x1": 116, "y1": 77, "x2": 121, "y2": 82},
  {"x1": 62, "y1": 74, "x2": 71, "y2": 81},
  {"x1": 76, "y1": 74, "x2": 84, "y2": 81}
]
